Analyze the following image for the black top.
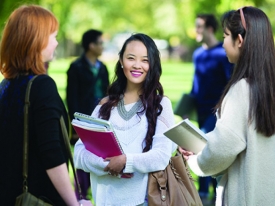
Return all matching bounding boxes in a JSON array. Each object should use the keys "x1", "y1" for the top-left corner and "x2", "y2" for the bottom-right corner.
[
  {"x1": 0, "y1": 74, "x2": 69, "y2": 206},
  {"x1": 66, "y1": 54, "x2": 109, "y2": 135}
]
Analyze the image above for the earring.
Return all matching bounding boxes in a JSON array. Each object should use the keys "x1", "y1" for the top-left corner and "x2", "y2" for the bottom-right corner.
[{"x1": 121, "y1": 65, "x2": 124, "y2": 68}]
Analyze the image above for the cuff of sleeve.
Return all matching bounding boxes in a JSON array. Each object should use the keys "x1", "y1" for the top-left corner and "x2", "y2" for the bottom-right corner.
[
  {"x1": 123, "y1": 153, "x2": 134, "y2": 173},
  {"x1": 42, "y1": 148, "x2": 66, "y2": 170},
  {"x1": 187, "y1": 154, "x2": 207, "y2": 177}
]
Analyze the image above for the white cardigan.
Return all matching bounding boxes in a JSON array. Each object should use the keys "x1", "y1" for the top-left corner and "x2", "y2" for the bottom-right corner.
[
  {"x1": 74, "y1": 97, "x2": 176, "y2": 206},
  {"x1": 187, "y1": 79, "x2": 275, "y2": 206}
]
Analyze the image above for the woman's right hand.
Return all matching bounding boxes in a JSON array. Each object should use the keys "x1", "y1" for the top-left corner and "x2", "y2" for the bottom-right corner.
[{"x1": 104, "y1": 154, "x2": 126, "y2": 176}]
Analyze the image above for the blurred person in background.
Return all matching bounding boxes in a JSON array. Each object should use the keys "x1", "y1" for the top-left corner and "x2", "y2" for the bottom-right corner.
[
  {"x1": 189, "y1": 13, "x2": 233, "y2": 205},
  {"x1": 66, "y1": 29, "x2": 110, "y2": 200},
  {"x1": 44, "y1": 61, "x2": 50, "y2": 74}
]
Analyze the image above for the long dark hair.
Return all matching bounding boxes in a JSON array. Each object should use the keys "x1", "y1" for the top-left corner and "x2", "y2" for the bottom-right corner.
[
  {"x1": 216, "y1": 7, "x2": 275, "y2": 136},
  {"x1": 99, "y1": 33, "x2": 164, "y2": 151}
]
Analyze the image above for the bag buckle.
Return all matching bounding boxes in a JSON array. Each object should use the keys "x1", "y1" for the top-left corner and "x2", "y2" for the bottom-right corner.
[{"x1": 159, "y1": 186, "x2": 167, "y2": 201}]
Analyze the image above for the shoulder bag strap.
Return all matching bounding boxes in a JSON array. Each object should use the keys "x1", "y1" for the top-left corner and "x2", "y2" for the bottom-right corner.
[
  {"x1": 23, "y1": 75, "x2": 39, "y2": 192},
  {"x1": 23, "y1": 75, "x2": 83, "y2": 199},
  {"x1": 60, "y1": 116, "x2": 83, "y2": 200}
]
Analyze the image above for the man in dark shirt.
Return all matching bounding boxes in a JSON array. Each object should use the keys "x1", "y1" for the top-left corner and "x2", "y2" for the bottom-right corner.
[
  {"x1": 190, "y1": 14, "x2": 233, "y2": 204},
  {"x1": 66, "y1": 29, "x2": 109, "y2": 200}
]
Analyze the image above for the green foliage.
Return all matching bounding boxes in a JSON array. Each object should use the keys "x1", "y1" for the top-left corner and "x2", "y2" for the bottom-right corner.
[
  {"x1": 1, "y1": 0, "x2": 273, "y2": 59},
  {"x1": 49, "y1": 0, "x2": 273, "y2": 59},
  {"x1": 0, "y1": 0, "x2": 40, "y2": 33}
]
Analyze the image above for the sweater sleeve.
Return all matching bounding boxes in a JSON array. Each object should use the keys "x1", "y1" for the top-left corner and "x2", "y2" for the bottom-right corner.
[
  {"x1": 31, "y1": 75, "x2": 67, "y2": 169},
  {"x1": 124, "y1": 97, "x2": 177, "y2": 173},
  {"x1": 74, "y1": 97, "x2": 177, "y2": 176},
  {"x1": 187, "y1": 79, "x2": 248, "y2": 176},
  {"x1": 73, "y1": 106, "x2": 109, "y2": 176}
]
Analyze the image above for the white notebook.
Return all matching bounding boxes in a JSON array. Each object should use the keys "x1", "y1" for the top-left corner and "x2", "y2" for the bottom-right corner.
[{"x1": 164, "y1": 119, "x2": 207, "y2": 154}]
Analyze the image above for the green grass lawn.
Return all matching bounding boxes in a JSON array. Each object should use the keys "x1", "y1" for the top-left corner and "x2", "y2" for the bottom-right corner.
[
  {"x1": 0, "y1": 58, "x2": 194, "y2": 108},
  {"x1": 46, "y1": 58, "x2": 194, "y2": 110}
]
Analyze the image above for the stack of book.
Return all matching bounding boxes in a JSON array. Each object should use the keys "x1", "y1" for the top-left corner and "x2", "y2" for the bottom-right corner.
[{"x1": 72, "y1": 112, "x2": 124, "y2": 159}]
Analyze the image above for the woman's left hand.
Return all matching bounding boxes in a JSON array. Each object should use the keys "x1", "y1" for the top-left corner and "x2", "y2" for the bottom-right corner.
[{"x1": 104, "y1": 154, "x2": 126, "y2": 176}]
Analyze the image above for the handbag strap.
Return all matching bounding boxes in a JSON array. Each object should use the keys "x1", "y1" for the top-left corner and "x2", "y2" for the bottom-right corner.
[
  {"x1": 23, "y1": 75, "x2": 83, "y2": 200},
  {"x1": 60, "y1": 116, "x2": 83, "y2": 200},
  {"x1": 152, "y1": 171, "x2": 168, "y2": 201},
  {"x1": 23, "y1": 75, "x2": 39, "y2": 192}
]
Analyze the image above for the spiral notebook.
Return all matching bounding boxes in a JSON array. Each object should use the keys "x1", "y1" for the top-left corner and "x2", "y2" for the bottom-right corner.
[{"x1": 72, "y1": 112, "x2": 124, "y2": 158}]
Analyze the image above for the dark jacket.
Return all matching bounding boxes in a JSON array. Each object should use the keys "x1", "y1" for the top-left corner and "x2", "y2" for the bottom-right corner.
[{"x1": 66, "y1": 54, "x2": 109, "y2": 129}]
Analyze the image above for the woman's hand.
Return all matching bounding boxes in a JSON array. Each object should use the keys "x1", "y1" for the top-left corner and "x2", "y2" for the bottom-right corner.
[
  {"x1": 79, "y1": 199, "x2": 93, "y2": 206},
  {"x1": 178, "y1": 146, "x2": 194, "y2": 160},
  {"x1": 104, "y1": 154, "x2": 126, "y2": 176}
]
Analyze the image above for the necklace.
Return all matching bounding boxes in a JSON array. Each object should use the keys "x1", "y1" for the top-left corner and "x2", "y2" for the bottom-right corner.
[{"x1": 117, "y1": 97, "x2": 143, "y2": 121}]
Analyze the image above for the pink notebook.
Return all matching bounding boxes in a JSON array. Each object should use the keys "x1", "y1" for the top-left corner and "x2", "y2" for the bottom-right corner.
[
  {"x1": 72, "y1": 124, "x2": 123, "y2": 159},
  {"x1": 72, "y1": 113, "x2": 133, "y2": 178}
]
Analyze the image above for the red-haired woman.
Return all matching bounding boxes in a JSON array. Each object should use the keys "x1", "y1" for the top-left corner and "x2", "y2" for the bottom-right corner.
[{"x1": 0, "y1": 5, "x2": 92, "y2": 206}]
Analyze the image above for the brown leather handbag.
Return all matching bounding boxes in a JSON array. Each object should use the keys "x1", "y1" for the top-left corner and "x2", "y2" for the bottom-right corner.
[{"x1": 148, "y1": 152, "x2": 203, "y2": 206}]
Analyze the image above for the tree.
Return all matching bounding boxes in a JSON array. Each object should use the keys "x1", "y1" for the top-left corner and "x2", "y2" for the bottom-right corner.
[
  {"x1": 0, "y1": 0, "x2": 40, "y2": 32},
  {"x1": 1, "y1": 0, "x2": 272, "y2": 59}
]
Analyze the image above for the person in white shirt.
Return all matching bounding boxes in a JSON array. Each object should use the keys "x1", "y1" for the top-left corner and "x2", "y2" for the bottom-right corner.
[{"x1": 74, "y1": 33, "x2": 177, "y2": 206}]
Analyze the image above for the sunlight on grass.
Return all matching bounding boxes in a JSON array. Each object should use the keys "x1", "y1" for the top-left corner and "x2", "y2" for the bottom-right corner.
[
  {"x1": 0, "y1": 58, "x2": 194, "y2": 109},
  {"x1": 47, "y1": 58, "x2": 194, "y2": 109}
]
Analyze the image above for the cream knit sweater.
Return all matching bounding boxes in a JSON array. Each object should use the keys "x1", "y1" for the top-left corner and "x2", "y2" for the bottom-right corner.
[
  {"x1": 188, "y1": 79, "x2": 275, "y2": 206},
  {"x1": 74, "y1": 97, "x2": 176, "y2": 206}
]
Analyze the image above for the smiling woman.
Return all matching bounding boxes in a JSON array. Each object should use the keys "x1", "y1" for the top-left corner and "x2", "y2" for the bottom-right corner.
[
  {"x1": 120, "y1": 40, "x2": 149, "y2": 89},
  {"x1": 73, "y1": 33, "x2": 177, "y2": 206}
]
